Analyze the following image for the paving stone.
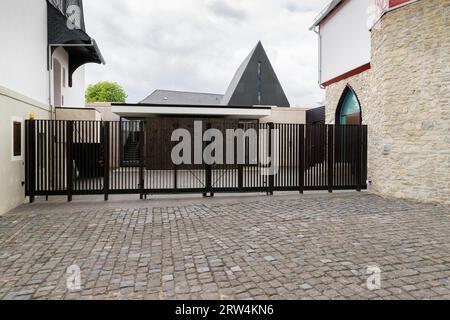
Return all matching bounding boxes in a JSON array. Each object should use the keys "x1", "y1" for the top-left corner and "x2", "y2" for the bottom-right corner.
[
  {"x1": 197, "y1": 267, "x2": 210, "y2": 273},
  {"x1": 0, "y1": 193, "x2": 448, "y2": 300},
  {"x1": 299, "y1": 283, "x2": 313, "y2": 290},
  {"x1": 230, "y1": 266, "x2": 242, "y2": 273},
  {"x1": 264, "y1": 256, "x2": 276, "y2": 262},
  {"x1": 320, "y1": 259, "x2": 332, "y2": 264},
  {"x1": 162, "y1": 275, "x2": 173, "y2": 282}
]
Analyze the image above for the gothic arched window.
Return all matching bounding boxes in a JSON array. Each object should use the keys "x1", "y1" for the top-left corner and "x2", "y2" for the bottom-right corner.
[{"x1": 336, "y1": 86, "x2": 362, "y2": 125}]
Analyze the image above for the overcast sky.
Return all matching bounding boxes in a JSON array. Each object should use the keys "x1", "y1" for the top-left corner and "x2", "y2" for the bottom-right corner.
[{"x1": 83, "y1": 0, "x2": 330, "y2": 107}]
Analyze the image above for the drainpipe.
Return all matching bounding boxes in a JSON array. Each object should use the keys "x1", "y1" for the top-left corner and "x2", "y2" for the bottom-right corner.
[{"x1": 313, "y1": 26, "x2": 326, "y2": 90}]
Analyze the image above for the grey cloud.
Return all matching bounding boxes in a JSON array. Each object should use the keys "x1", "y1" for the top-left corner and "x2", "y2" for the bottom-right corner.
[
  {"x1": 83, "y1": 0, "x2": 330, "y2": 106},
  {"x1": 206, "y1": 0, "x2": 248, "y2": 20}
]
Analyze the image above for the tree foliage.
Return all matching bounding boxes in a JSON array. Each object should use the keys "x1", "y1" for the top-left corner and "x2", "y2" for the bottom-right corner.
[{"x1": 85, "y1": 81, "x2": 127, "y2": 103}]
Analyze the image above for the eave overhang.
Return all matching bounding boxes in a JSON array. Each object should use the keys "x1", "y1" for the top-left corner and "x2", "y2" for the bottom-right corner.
[
  {"x1": 309, "y1": 0, "x2": 343, "y2": 30},
  {"x1": 111, "y1": 104, "x2": 273, "y2": 119}
]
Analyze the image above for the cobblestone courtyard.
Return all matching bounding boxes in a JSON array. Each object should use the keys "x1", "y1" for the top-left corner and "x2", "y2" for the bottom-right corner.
[{"x1": 0, "y1": 192, "x2": 449, "y2": 300}]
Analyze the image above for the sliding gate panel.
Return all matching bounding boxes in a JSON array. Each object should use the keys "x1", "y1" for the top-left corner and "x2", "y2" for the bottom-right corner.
[
  {"x1": 109, "y1": 121, "x2": 142, "y2": 193},
  {"x1": 26, "y1": 120, "x2": 368, "y2": 200},
  {"x1": 72, "y1": 121, "x2": 103, "y2": 194},
  {"x1": 145, "y1": 118, "x2": 206, "y2": 193}
]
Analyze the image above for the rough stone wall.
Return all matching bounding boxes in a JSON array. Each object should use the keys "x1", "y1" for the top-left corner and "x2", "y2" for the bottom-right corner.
[{"x1": 325, "y1": 0, "x2": 450, "y2": 205}]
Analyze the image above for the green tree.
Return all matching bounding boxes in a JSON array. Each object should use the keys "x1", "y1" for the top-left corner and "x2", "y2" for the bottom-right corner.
[{"x1": 85, "y1": 81, "x2": 127, "y2": 103}]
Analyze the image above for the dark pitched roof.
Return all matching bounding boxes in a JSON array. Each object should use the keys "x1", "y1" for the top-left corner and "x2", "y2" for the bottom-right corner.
[
  {"x1": 140, "y1": 90, "x2": 223, "y2": 105},
  {"x1": 221, "y1": 41, "x2": 290, "y2": 107},
  {"x1": 140, "y1": 42, "x2": 290, "y2": 107}
]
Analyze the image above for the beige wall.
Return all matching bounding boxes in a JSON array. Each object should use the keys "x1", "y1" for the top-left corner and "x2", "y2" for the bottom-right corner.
[
  {"x1": 324, "y1": 0, "x2": 450, "y2": 205},
  {"x1": 0, "y1": 86, "x2": 50, "y2": 215},
  {"x1": 55, "y1": 108, "x2": 101, "y2": 121},
  {"x1": 260, "y1": 107, "x2": 307, "y2": 124},
  {"x1": 86, "y1": 103, "x2": 121, "y2": 121}
]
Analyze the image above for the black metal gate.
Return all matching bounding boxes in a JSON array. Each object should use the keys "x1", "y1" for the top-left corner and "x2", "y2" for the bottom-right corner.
[{"x1": 25, "y1": 119, "x2": 367, "y2": 202}]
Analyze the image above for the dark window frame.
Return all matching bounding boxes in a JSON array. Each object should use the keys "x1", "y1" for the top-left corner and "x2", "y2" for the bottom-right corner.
[
  {"x1": 13, "y1": 121, "x2": 22, "y2": 158},
  {"x1": 335, "y1": 85, "x2": 362, "y2": 125}
]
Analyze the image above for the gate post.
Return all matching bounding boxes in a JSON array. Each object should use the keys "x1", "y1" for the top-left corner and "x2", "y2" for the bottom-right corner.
[
  {"x1": 356, "y1": 125, "x2": 363, "y2": 192},
  {"x1": 299, "y1": 124, "x2": 305, "y2": 194},
  {"x1": 139, "y1": 121, "x2": 145, "y2": 199},
  {"x1": 268, "y1": 123, "x2": 275, "y2": 196},
  {"x1": 103, "y1": 122, "x2": 110, "y2": 201},
  {"x1": 66, "y1": 121, "x2": 74, "y2": 202},
  {"x1": 27, "y1": 120, "x2": 36, "y2": 203},
  {"x1": 328, "y1": 125, "x2": 334, "y2": 193}
]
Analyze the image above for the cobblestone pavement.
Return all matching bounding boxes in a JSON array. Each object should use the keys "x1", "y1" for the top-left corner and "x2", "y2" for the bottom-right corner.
[{"x1": 0, "y1": 192, "x2": 449, "y2": 300}]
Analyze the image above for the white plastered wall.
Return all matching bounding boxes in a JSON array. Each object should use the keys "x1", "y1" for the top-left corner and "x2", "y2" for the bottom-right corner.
[
  {"x1": 319, "y1": 0, "x2": 373, "y2": 83},
  {"x1": 0, "y1": 0, "x2": 87, "y2": 214}
]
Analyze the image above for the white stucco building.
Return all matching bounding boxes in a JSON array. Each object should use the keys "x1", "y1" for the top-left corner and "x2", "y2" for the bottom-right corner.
[{"x1": 0, "y1": 0, "x2": 104, "y2": 214}]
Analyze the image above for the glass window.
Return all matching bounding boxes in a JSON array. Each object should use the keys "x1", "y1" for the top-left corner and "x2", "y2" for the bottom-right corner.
[
  {"x1": 13, "y1": 121, "x2": 21, "y2": 157},
  {"x1": 257, "y1": 61, "x2": 262, "y2": 104},
  {"x1": 62, "y1": 68, "x2": 66, "y2": 88},
  {"x1": 337, "y1": 87, "x2": 361, "y2": 125}
]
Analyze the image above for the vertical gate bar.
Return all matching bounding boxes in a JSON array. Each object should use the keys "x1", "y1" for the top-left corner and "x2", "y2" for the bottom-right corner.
[
  {"x1": 307, "y1": 125, "x2": 311, "y2": 188},
  {"x1": 50, "y1": 120, "x2": 53, "y2": 192},
  {"x1": 268, "y1": 122, "x2": 274, "y2": 195},
  {"x1": 328, "y1": 125, "x2": 334, "y2": 193},
  {"x1": 25, "y1": 120, "x2": 29, "y2": 197},
  {"x1": 299, "y1": 124, "x2": 305, "y2": 194},
  {"x1": 103, "y1": 122, "x2": 110, "y2": 201},
  {"x1": 238, "y1": 123, "x2": 243, "y2": 191},
  {"x1": 96, "y1": 121, "x2": 100, "y2": 191},
  {"x1": 44, "y1": 121, "x2": 48, "y2": 196},
  {"x1": 114, "y1": 122, "x2": 118, "y2": 191},
  {"x1": 323, "y1": 125, "x2": 326, "y2": 187},
  {"x1": 364, "y1": 126, "x2": 368, "y2": 186},
  {"x1": 125, "y1": 122, "x2": 129, "y2": 191},
  {"x1": 38, "y1": 121, "x2": 41, "y2": 193},
  {"x1": 29, "y1": 120, "x2": 36, "y2": 203},
  {"x1": 139, "y1": 121, "x2": 145, "y2": 199},
  {"x1": 356, "y1": 125, "x2": 362, "y2": 192},
  {"x1": 57, "y1": 121, "x2": 60, "y2": 191},
  {"x1": 55, "y1": 121, "x2": 58, "y2": 191},
  {"x1": 291, "y1": 124, "x2": 295, "y2": 188},
  {"x1": 284, "y1": 124, "x2": 287, "y2": 188},
  {"x1": 62, "y1": 121, "x2": 65, "y2": 192},
  {"x1": 340, "y1": 126, "x2": 343, "y2": 187},
  {"x1": 67, "y1": 121, "x2": 73, "y2": 202},
  {"x1": 283, "y1": 124, "x2": 286, "y2": 188}
]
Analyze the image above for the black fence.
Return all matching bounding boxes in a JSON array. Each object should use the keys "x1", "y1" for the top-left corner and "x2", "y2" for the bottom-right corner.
[{"x1": 25, "y1": 120, "x2": 367, "y2": 202}]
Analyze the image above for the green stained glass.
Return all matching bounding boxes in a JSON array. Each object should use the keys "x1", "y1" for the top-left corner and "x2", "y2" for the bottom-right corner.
[{"x1": 339, "y1": 89, "x2": 360, "y2": 125}]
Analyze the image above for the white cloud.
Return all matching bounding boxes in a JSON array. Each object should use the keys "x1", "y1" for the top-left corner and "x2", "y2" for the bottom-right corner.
[{"x1": 83, "y1": 0, "x2": 330, "y2": 107}]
